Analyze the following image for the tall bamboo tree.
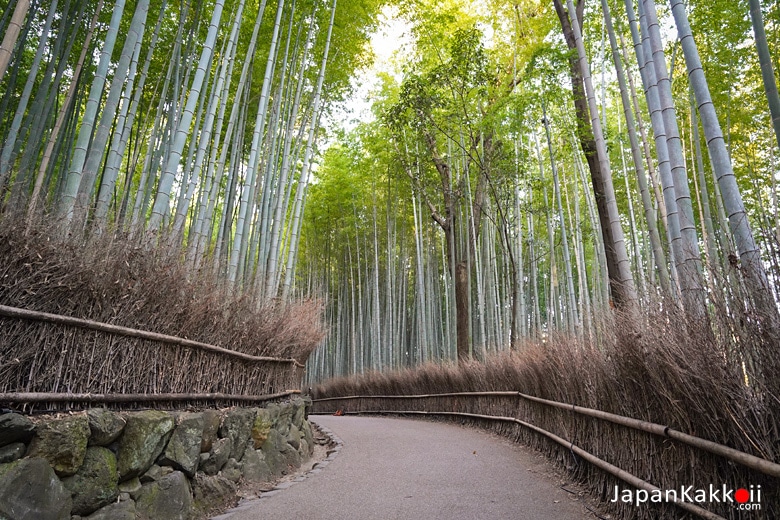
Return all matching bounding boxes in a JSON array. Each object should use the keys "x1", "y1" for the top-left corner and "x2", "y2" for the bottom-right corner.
[
  {"x1": 0, "y1": 0, "x2": 30, "y2": 84},
  {"x1": 148, "y1": 0, "x2": 224, "y2": 232},
  {"x1": 671, "y1": 0, "x2": 780, "y2": 329},
  {"x1": 748, "y1": 0, "x2": 780, "y2": 153}
]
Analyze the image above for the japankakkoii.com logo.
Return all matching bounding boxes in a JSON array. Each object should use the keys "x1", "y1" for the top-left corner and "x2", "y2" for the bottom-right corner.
[{"x1": 611, "y1": 484, "x2": 762, "y2": 511}]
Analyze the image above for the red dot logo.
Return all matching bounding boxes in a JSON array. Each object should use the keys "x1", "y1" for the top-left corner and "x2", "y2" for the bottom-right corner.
[{"x1": 735, "y1": 488, "x2": 750, "y2": 504}]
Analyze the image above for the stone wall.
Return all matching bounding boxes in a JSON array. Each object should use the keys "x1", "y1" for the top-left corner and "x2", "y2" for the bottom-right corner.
[{"x1": 0, "y1": 397, "x2": 314, "y2": 520}]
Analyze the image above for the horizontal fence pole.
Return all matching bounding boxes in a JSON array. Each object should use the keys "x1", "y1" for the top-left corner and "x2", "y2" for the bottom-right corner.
[
  {"x1": 315, "y1": 409, "x2": 725, "y2": 520},
  {"x1": 0, "y1": 304, "x2": 305, "y2": 367},
  {"x1": 0, "y1": 390, "x2": 301, "y2": 404},
  {"x1": 311, "y1": 392, "x2": 780, "y2": 478},
  {"x1": 312, "y1": 391, "x2": 518, "y2": 402},
  {"x1": 515, "y1": 391, "x2": 780, "y2": 479}
]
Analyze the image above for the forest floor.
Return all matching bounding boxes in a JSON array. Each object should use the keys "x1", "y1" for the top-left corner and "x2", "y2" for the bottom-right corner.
[{"x1": 215, "y1": 415, "x2": 605, "y2": 520}]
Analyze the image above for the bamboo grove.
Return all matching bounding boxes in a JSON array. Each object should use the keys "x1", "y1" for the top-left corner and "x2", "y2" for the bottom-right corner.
[
  {"x1": 1, "y1": 0, "x2": 779, "y2": 389},
  {"x1": 0, "y1": 0, "x2": 382, "y2": 297},
  {"x1": 302, "y1": 0, "x2": 780, "y2": 382}
]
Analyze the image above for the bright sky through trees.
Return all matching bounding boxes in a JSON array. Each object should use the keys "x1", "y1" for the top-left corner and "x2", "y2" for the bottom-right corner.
[
  {"x1": 302, "y1": 0, "x2": 780, "y2": 380},
  {"x1": 0, "y1": 0, "x2": 778, "y2": 383},
  {"x1": 332, "y1": 5, "x2": 412, "y2": 130}
]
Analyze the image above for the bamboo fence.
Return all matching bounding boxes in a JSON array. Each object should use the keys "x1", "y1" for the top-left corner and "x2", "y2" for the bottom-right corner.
[
  {"x1": 312, "y1": 392, "x2": 779, "y2": 520},
  {"x1": 0, "y1": 304, "x2": 305, "y2": 410}
]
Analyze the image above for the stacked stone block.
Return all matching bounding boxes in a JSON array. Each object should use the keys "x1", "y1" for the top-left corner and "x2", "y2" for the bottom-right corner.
[{"x1": 0, "y1": 397, "x2": 314, "y2": 520}]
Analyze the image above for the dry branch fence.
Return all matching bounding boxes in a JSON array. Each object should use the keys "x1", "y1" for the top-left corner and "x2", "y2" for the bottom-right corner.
[
  {"x1": 311, "y1": 392, "x2": 779, "y2": 520},
  {"x1": 0, "y1": 304, "x2": 305, "y2": 411}
]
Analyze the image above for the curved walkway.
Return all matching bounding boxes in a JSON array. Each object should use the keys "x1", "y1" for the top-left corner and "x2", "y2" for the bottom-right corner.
[{"x1": 218, "y1": 415, "x2": 595, "y2": 520}]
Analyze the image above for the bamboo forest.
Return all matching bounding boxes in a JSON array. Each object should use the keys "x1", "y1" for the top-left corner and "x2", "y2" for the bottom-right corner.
[
  {"x1": 1, "y1": 0, "x2": 780, "y2": 385},
  {"x1": 4, "y1": 1, "x2": 780, "y2": 517}
]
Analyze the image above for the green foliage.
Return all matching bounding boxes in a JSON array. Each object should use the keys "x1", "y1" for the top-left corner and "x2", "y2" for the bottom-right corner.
[{"x1": 2, "y1": 0, "x2": 780, "y2": 376}]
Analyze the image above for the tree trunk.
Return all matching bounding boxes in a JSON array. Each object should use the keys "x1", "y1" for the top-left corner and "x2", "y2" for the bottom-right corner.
[
  {"x1": 58, "y1": 0, "x2": 126, "y2": 227},
  {"x1": 642, "y1": 0, "x2": 706, "y2": 316},
  {"x1": 0, "y1": 0, "x2": 57, "y2": 197},
  {"x1": 670, "y1": 0, "x2": 780, "y2": 329},
  {"x1": 749, "y1": 0, "x2": 780, "y2": 153},
  {"x1": 554, "y1": 0, "x2": 637, "y2": 307},
  {"x1": 227, "y1": 0, "x2": 284, "y2": 283},
  {"x1": 541, "y1": 113, "x2": 578, "y2": 332},
  {"x1": 690, "y1": 89, "x2": 719, "y2": 270},
  {"x1": 149, "y1": 0, "x2": 224, "y2": 232},
  {"x1": 625, "y1": 0, "x2": 684, "y2": 296},
  {"x1": 80, "y1": 0, "x2": 150, "y2": 226},
  {"x1": 603, "y1": 0, "x2": 671, "y2": 297},
  {"x1": 0, "y1": 0, "x2": 30, "y2": 84},
  {"x1": 618, "y1": 31, "x2": 668, "y2": 236},
  {"x1": 455, "y1": 261, "x2": 469, "y2": 361},
  {"x1": 96, "y1": 0, "x2": 165, "y2": 225},
  {"x1": 192, "y1": 0, "x2": 267, "y2": 266}
]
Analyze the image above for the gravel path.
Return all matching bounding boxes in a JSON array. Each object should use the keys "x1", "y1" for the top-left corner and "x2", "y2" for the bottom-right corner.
[{"x1": 216, "y1": 415, "x2": 596, "y2": 520}]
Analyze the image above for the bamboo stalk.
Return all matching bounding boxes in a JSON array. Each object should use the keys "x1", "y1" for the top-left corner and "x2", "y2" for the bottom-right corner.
[
  {"x1": 0, "y1": 304, "x2": 304, "y2": 367},
  {"x1": 0, "y1": 0, "x2": 31, "y2": 84}
]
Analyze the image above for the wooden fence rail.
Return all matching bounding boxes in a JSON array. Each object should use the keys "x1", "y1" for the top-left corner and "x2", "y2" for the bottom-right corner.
[
  {"x1": 0, "y1": 304, "x2": 304, "y2": 367},
  {"x1": 314, "y1": 391, "x2": 780, "y2": 477},
  {"x1": 0, "y1": 390, "x2": 301, "y2": 405},
  {"x1": 312, "y1": 391, "x2": 780, "y2": 519},
  {"x1": 311, "y1": 391, "x2": 780, "y2": 478},
  {"x1": 321, "y1": 408, "x2": 725, "y2": 520}
]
